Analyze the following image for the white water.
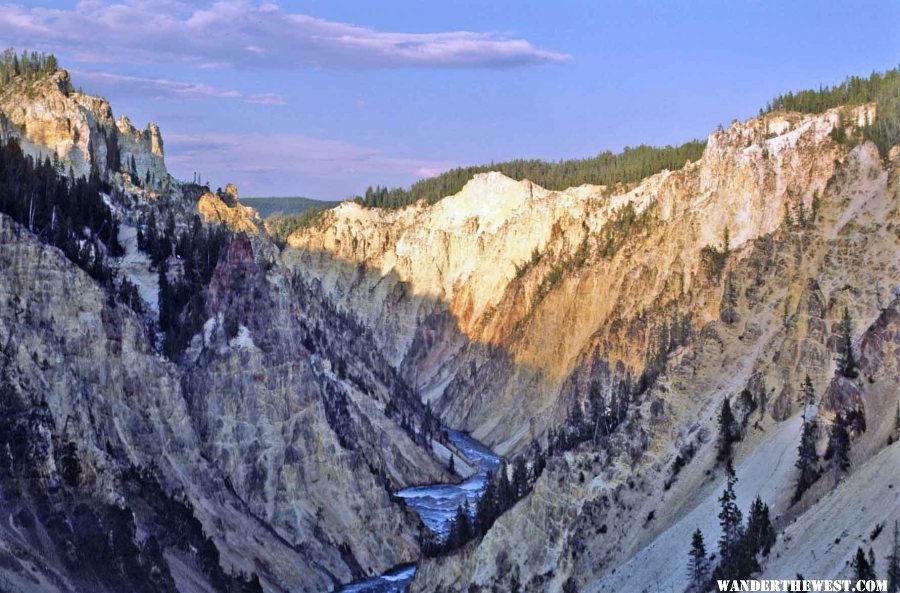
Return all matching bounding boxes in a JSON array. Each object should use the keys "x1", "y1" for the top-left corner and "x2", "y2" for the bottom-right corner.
[
  {"x1": 395, "y1": 430, "x2": 502, "y2": 537},
  {"x1": 336, "y1": 565, "x2": 417, "y2": 593},
  {"x1": 336, "y1": 430, "x2": 501, "y2": 593}
]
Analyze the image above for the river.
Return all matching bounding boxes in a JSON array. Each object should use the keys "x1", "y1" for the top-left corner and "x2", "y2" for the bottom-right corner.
[{"x1": 336, "y1": 430, "x2": 501, "y2": 592}]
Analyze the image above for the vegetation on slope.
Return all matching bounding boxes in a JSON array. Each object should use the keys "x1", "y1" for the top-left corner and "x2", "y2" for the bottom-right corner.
[
  {"x1": 0, "y1": 48, "x2": 59, "y2": 85},
  {"x1": 352, "y1": 140, "x2": 706, "y2": 210},
  {"x1": 762, "y1": 67, "x2": 899, "y2": 156},
  {"x1": 0, "y1": 139, "x2": 137, "y2": 300},
  {"x1": 0, "y1": 385, "x2": 264, "y2": 593},
  {"x1": 237, "y1": 197, "x2": 339, "y2": 247},
  {"x1": 137, "y1": 205, "x2": 233, "y2": 356},
  {"x1": 264, "y1": 206, "x2": 331, "y2": 246},
  {"x1": 352, "y1": 67, "x2": 899, "y2": 213},
  {"x1": 241, "y1": 196, "x2": 339, "y2": 219}
]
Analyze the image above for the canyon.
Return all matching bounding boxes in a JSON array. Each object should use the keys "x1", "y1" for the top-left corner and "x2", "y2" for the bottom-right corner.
[{"x1": 0, "y1": 58, "x2": 898, "y2": 593}]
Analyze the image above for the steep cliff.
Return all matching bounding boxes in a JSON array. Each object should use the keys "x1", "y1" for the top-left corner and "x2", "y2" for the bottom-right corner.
[
  {"x1": 197, "y1": 184, "x2": 265, "y2": 235},
  {"x1": 285, "y1": 104, "x2": 899, "y2": 591},
  {"x1": 0, "y1": 68, "x2": 168, "y2": 187},
  {"x1": 0, "y1": 67, "x2": 448, "y2": 592},
  {"x1": 409, "y1": 140, "x2": 899, "y2": 591},
  {"x1": 2, "y1": 53, "x2": 898, "y2": 593},
  {"x1": 0, "y1": 206, "x2": 453, "y2": 591},
  {"x1": 287, "y1": 105, "x2": 880, "y2": 453}
]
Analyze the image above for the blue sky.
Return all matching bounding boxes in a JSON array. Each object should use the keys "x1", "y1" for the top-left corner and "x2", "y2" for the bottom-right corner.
[{"x1": 2, "y1": 0, "x2": 898, "y2": 199}]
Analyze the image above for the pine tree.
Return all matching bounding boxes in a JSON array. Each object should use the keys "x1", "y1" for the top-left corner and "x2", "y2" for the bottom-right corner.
[
  {"x1": 837, "y1": 307, "x2": 859, "y2": 379},
  {"x1": 871, "y1": 548, "x2": 878, "y2": 578},
  {"x1": 460, "y1": 500, "x2": 473, "y2": 542},
  {"x1": 745, "y1": 496, "x2": 776, "y2": 557},
  {"x1": 716, "y1": 469, "x2": 746, "y2": 578},
  {"x1": 717, "y1": 398, "x2": 738, "y2": 465},
  {"x1": 798, "y1": 374, "x2": 816, "y2": 422},
  {"x1": 158, "y1": 261, "x2": 171, "y2": 331},
  {"x1": 475, "y1": 471, "x2": 498, "y2": 536},
  {"x1": 824, "y1": 412, "x2": 851, "y2": 479},
  {"x1": 793, "y1": 419, "x2": 820, "y2": 503},
  {"x1": 687, "y1": 528, "x2": 710, "y2": 593},
  {"x1": 784, "y1": 204, "x2": 794, "y2": 228},
  {"x1": 512, "y1": 456, "x2": 528, "y2": 500},
  {"x1": 853, "y1": 546, "x2": 876, "y2": 581},
  {"x1": 887, "y1": 521, "x2": 899, "y2": 593},
  {"x1": 145, "y1": 211, "x2": 159, "y2": 262},
  {"x1": 532, "y1": 440, "x2": 546, "y2": 481},
  {"x1": 449, "y1": 502, "x2": 472, "y2": 548},
  {"x1": 448, "y1": 454, "x2": 456, "y2": 476},
  {"x1": 721, "y1": 273, "x2": 739, "y2": 324},
  {"x1": 756, "y1": 382, "x2": 768, "y2": 418},
  {"x1": 497, "y1": 461, "x2": 514, "y2": 511},
  {"x1": 893, "y1": 403, "x2": 900, "y2": 444},
  {"x1": 796, "y1": 200, "x2": 807, "y2": 228}
]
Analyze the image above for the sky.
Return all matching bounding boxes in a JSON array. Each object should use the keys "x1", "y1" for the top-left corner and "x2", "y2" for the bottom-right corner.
[{"x1": 1, "y1": 1, "x2": 898, "y2": 199}]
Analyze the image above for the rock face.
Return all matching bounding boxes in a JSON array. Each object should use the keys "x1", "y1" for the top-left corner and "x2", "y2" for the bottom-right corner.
[
  {"x1": 197, "y1": 188, "x2": 264, "y2": 235},
  {"x1": 0, "y1": 214, "x2": 300, "y2": 592},
  {"x1": 115, "y1": 115, "x2": 167, "y2": 185},
  {"x1": 287, "y1": 106, "x2": 900, "y2": 592},
  {"x1": 0, "y1": 68, "x2": 447, "y2": 592},
  {"x1": 181, "y1": 232, "x2": 448, "y2": 586},
  {"x1": 2, "y1": 58, "x2": 898, "y2": 593},
  {"x1": 0, "y1": 69, "x2": 168, "y2": 185},
  {"x1": 287, "y1": 105, "x2": 879, "y2": 453},
  {"x1": 0, "y1": 209, "x2": 451, "y2": 592}
]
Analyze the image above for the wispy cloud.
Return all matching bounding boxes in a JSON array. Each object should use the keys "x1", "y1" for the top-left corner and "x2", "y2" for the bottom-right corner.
[
  {"x1": 164, "y1": 132, "x2": 454, "y2": 197},
  {"x1": 0, "y1": 0, "x2": 571, "y2": 69},
  {"x1": 72, "y1": 70, "x2": 286, "y2": 105}
]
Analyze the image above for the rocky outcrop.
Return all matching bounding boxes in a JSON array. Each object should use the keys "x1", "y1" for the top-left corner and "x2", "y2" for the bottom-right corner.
[
  {"x1": 0, "y1": 69, "x2": 168, "y2": 186},
  {"x1": 0, "y1": 65, "x2": 458, "y2": 590},
  {"x1": 0, "y1": 213, "x2": 310, "y2": 592},
  {"x1": 287, "y1": 105, "x2": 879, "y2": 454},
  {"x1": 282, "y1": 104, "x2": 899, "y2": 591},
  {"x1": 2, "y1": 54, "x2": 897, "y2": 593},
  {"x1": 409, "y1": 138, "x2": 899, "y2": 592},
  {"x1": 115, "y1": 115, "x2": 167, "y2": 185},
  {"x1": 0, "y1": 202, "x2": 446, "y2": 591},
  {"x1": 197, "y1": 188, "x2": 263, "y2": 235},
  {"x1": 181, "y1": 232, "x2": 448, "y2": 585}
]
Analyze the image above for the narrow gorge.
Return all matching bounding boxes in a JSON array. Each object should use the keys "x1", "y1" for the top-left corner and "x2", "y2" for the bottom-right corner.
[{"x1": 0, "y1": 45, "x2": 898, "y2": 593}]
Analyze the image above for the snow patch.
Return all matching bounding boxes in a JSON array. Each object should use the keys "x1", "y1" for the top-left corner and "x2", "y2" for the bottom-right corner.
[
  {"x1": 202, "y1": 314, "x2": 222, "y2": 347},
  {"x1": 228, "y1": 325, "x2": 256, "y2": 350},
  {"x1": 116, "y1": 223, "x2": 159, "y2": 314}
]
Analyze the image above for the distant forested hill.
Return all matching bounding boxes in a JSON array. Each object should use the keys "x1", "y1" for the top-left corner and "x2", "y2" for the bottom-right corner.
[
  {"x1": 761, "y1": 67, "x2": 898, "y2": 156},
  {"x1": 242, "y1": 196, "x2": 341, "y2": 219},
  {"x1": 351, "y1": 140, "x2": 707, "y2": 210}
]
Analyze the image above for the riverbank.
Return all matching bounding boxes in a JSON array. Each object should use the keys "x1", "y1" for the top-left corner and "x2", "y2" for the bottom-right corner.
[{"x1": 336, "y1": 430, "x2": 501, "y2": 593}]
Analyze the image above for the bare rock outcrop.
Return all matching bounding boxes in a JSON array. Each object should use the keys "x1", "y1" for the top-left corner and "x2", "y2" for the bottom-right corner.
[
  {"x1": 287, "y1": 105, "x2": 881, "y2": 455},
  {"x1": 197, "y1": 187, "x2": 263, "y2": 235},
  {"x1": 0, "y1": 69, "x2": 168, "y2": 186}
]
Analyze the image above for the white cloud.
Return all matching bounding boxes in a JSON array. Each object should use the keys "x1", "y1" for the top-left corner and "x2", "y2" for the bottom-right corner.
[
  {"x1": 71, "y1": 70, "x2": 287, "y2": 105},
  {"x1": 0, "y1": 0, "x2": 571, "y2": 69}
]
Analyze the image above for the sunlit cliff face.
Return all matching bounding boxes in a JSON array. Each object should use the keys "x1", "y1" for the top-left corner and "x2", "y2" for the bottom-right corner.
[{"x1": 285, "y1": 105, "x2": 878, "y2": 452}]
